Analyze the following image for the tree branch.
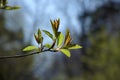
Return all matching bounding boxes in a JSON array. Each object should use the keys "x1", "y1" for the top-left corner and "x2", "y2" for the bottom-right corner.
[
  {"x1": 0, "y1": 51, "x2": 40, "y2": 59},
  {"x1": 0, "y1": 49, "x2": 57, "y2": 59}
]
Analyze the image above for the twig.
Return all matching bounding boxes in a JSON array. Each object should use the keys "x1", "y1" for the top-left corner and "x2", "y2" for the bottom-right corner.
[
  {"x1": 0, "y1": 51, "x2": 40, "y2": 59},
  {"x1": 0, "y1": 49, "x2": 57, "y2": 59}
]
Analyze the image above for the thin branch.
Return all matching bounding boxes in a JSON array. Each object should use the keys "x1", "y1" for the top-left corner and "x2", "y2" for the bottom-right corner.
[
  {"x1": 0, "y1": 51, "x2": 40, "y2": 59},
  {"x1": 0, "y1": 49, "x2": 57, "y2": 59}
]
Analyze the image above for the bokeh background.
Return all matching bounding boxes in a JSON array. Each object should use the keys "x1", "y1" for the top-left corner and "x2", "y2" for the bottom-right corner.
[{"x1": 0, "y1": 0, "x2": 120, "y2": 80}]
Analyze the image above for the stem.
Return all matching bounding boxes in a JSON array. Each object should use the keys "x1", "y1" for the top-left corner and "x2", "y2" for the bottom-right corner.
[
  {"x1": 50, "y1": 39, "x2": 56, "y2": 49},
  {"x1": 0, "y1": 52, "x2": 39, "y2": 59},
  {"x1": 0, "y1": 48, "x2": 57, "y2": 59},
  {"x1": 41, "y1": 41, "x2": 43, "y2": 51}
]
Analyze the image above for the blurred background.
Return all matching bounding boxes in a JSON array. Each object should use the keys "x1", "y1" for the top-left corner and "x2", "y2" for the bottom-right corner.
[{"x1": 0, "y1": 0, "x2": 120, "y2": 80}]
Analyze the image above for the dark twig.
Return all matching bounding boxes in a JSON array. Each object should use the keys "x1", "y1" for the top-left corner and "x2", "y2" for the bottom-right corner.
[
  {"x1": 0, "y1": 49, "x2": 57, "y2": 59},
  {"x1": 0, "y1": 52, "x2": 40, "y2": 59}
]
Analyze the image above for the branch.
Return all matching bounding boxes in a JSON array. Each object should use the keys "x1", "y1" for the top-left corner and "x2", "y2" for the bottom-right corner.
[
  {"x1": 0, "y1": 19, "x2": 82, "y2": 59},
  {"x1": 0, "y1": 52, "x2": 39, "y2": 59},
  {"x1": 0, "y1": 49, "x2": 57, "y2": 59}
]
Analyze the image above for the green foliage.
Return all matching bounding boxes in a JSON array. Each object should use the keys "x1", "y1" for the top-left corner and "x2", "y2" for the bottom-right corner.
[
  {"x1": 66, "y1": 44, "x2": 82, "y2": 49},
  {"x1": 34, "y1": 28, "x2": 43, "y2": 44},
  {"x1": 81, "y1": 28, "x2": 120, "y2": 80},
  {"x1": 50, "y1": 19, "x2": 60, "y2": 37},
  {"x1": 57, "y1": 32, "x2": 64, "y2": 47},
  {"x1": 23, "y1": 46, "x2": 38, "y2": 51},
  {"x1": 2, "y1": 6, "x2": 20, "y2": 10},
  {"x1": 0, "y1": 0, "x2": 82, "y2": 58},
  {"x1": 60, "y1": 49, "x2": 71, "y2": 57},
  {"x1": 23, "y1": 19, "x2": 82, "y2": 58},
  {"x1": 44, "y1": 44, "x2": 52, "y2": 48},
  {"x1": 0, "y1": 0, "x2": 20, "y2": 10},
  {"x1": 42, "y1": 30, "x2": 54, "y2": 40}
]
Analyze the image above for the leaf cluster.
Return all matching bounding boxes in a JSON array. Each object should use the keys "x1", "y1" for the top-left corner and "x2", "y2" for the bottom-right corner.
[
  {"x1": 0, "y1": 0, "x2": 20, "y2": 10},
  {"x1": 23, "y1": 19, "x2": 82, "y2": 58}
]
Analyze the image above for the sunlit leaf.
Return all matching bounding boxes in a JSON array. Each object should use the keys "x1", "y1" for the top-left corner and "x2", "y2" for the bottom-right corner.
[
  {"x1": 44, "y1": 44, "x2": 51, "y2": 48},
  {"x1": 57, "y1": 33, "x2": 64, "y2": 47},
  {"x1": 60, "y1": 49, "x2": 71, "y2": 57},
  {"x1": 23, "y1": 46, "x2": 38, "y2": 51},
  {"x1": 67, "y1": 44, "x2": 82, "y2": 49},
  {"x1": 42, "y1": 30, "x2": 54, "y2": 40}
]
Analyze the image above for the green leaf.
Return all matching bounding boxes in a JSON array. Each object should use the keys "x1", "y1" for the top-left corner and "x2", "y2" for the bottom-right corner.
[
  {"x1": 56, "y1": 32, "x2": 61, "y2": 38},
  {"x1": 42, "y1": 30, "x2": 54, "y2": 40},
  {"x1": 44, "y1": 44, "x2": 51, "y2": 48},
  {"x1": 12, "y1": 6, "x2": 21, "y2": 10},
  {"x1": 37, "y1": 28, "x2": 43, "y2": 44},
  {"x1": 67, "y1": 44, "x2": 82, "y2": 49},
  {"x1": 2, "y1": 6, "x2": 20, "y2": 10},
  {"x1": 34, "y1": 33, "x2": 39, "y2": 43},
  {"x1": 60, "y1": 49, "x2": 71, "y2": 58},
  {"x1": 57, "y1": 33, "x2": 64, "y2": 47},
  {"x1": 38, "y1": 28, "x2": 42, "y2": 38},
  {"x1": 3, "y1": 6, "x2": 12, "y2": 10},
  {"x1": 23, "y1": 46, "x2": 38, "y2": 51}
]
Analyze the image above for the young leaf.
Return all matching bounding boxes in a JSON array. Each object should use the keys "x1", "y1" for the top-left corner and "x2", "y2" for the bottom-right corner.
[
  {"x1": 34, "y1": 33, "x2": 39, "y2": 43},
  {"x1": 67, "y1": 44, "x2": 82, "y2": 49},
  {"x1": 56, "y1": 32, "x2": 61, "y2": 38},
  {"x1": 50, "y1": 19, "x2": 60, "y2": 37},
  {"x1": 60, "y1": 49, "x2": 71, "y2": 57},
  {"x1": 64, "y1": 29, "x2": 72, "y2": 46},
  {"x1": 50, "y1": 20, "x2": 56, "y2": 36},
  {"x1": 2, "y1": 6, "x2": 20, "y2": 10},
  {"x1": 42, "y1": 30, "x2": 54, "y2": 40},
  {"x1": 44, "y1": 44, "x2": 51, "y2": 48},
  {"x1": 34, "y1": 28, "x2": 43, "y2": 44},
  {"x1": 3, "y1": 6, "x2": 12, "y2": 10},
  {"x1": 38, "y1": 28, "x2": 42, "y2": 39},
  {"x1": 23, "y1": 46, "x2": 38, "y2": 51},
  {"x1": 54, "y1": 18, "x2": 60, "y2": 31},
  {"x1": 12, "y1": 6, "x2": 21, "y2": 10},
  {"x1": 57, "y1": 32, "x2": 64, "y2": 47}
]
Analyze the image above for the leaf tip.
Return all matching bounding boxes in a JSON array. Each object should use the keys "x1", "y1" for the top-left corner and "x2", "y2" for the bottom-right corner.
[
  {"x1": 22, "y1": 46, "x2": 38, "y2": 52},
  {"x1": 60, "y1": 49, "x2": 71, "y2": 58}
]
